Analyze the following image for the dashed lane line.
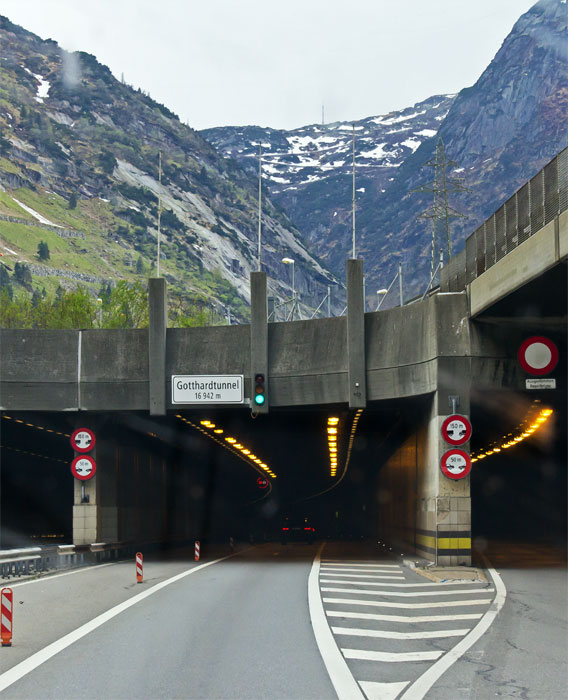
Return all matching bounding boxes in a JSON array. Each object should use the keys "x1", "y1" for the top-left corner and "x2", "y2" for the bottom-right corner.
[
  {"x1": 321, "y1": 587, "x2": 494, "y2": 597},
  {"x1": 322, "y1": 596, "x2": 493, "y2": 608},
  {"x1": 320, "y1": 572, "x2": 405, "y2": 579},
  {"x1": 331, "y1": 627, "x2": 470, "y2": 640},
  {"x1": 327, "y1": 610, "x2": 483, "y2": 624}
]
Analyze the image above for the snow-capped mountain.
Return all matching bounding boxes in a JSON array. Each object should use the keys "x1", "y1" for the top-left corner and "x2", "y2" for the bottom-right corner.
[{"x1": 202, "y1": 94, "x2": 455, "y2": 251}]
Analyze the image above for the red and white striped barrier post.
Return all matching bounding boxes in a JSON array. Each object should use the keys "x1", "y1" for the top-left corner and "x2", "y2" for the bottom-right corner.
[
  {"x1": 136, "y1": 552, "x2": 143, "y2": 583},
  {"x1": 194, "y1": 540, "x2": 200, "y2": 562},
  {"x1": 1, "y1": 587, "x2": 13, "y2": 647}
]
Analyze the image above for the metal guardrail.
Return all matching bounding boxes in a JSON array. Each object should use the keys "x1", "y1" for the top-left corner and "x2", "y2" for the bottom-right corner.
[
  {"x1": 0, "y1": 542, "x2": 141, "y2": 579},
  {"x1": 440, "y1": 148, "x2": 568, "y2": 292}
]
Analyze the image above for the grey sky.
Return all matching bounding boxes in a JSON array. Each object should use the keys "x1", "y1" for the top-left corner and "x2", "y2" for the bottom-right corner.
[{"x1": 3, "y1": 0, "x2": 537, "y2": 130}]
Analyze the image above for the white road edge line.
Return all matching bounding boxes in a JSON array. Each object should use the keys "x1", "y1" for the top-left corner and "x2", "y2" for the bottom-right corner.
[
  {"x1": 399, "y1": 555, "x2": 506, "y2": 700},
  {"x1": 308, "y1": 543, "x2": 365, "y2": 700},
  {"x1": 0, "y1": 552, "x2": 239, "y2": 693}
]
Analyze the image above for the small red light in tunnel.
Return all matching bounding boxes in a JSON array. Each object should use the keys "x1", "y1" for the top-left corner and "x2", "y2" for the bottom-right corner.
[{"x1": 282, "y1": 527, "x2": 289, "y2": 531}]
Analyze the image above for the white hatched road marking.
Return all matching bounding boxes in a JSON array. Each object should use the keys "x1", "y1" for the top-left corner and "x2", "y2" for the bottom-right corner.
[
  {"x1": 359, "y1": 680, "x2": 410, "y2": 700},
  {"x1": 322, "y1": 561, "x2": 401, "y2": 568},
  {"x1": 343, "y1": 648, "x2": 443, "y2": 663},
  {"x1": 331, "y1": 626, "x2": 469, "y2": 640},
  {"x1": 314, "y1": 549, "x2": 503, "y2": 700},
  {"x1": 321, "y1": 586, "x2": 494, "y2": 597},
  {"x1": 327, "y1": 610, "x2": 483, "y2": 624},
  {"x1": 323, "y1": 596, "x2": 493, "y2": 608},
  {"x1": 320, "y1": 578, "x2": 483, "y2": 588},
  {"x1": 320, "y1": 572, "x2": 405, "y2": 580}
]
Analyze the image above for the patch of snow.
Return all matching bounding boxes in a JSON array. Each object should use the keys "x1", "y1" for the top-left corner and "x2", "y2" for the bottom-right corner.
[
  {"x1": 2, "y1": 245, "x2": 18, "y2": 255},
  {"x1": 401, "y1": 138, "x2": 421, "y2": 152},
  {"x1": 415, "y1": 129, "x2": 437, "y2": 138},
  {"x1": 333, "y1": 211, "x2": 337, "y2": 217},
  {"x1": 385, "y1": 126, "x2": 411, "y2": 134},
  {"x1": 360, "y1": 143, "x2": 389, "y2": 159},
  {"x1": 453, "y1": 167, "x2": 465, "y2": 173},
  {"x1": 11, "y1": 197, "x2": 63, "y2": 227},
  {"x1": 371, "y1": 110, "x2": 425, "y2": 126},
  {"x1": 270, "y1": 176, "x2": 290, "y2": 184},
  {"x1": 435, "y1": 115, "x2": 445, "y2": 121},
  {"x1": 356, "y1": 187, "x2": 365, "y2": 193}
]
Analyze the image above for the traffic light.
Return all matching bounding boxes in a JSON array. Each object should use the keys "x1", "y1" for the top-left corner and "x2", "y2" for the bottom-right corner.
[{"x1": 254, "y1": 373, "x2": 266, "y2": 406}]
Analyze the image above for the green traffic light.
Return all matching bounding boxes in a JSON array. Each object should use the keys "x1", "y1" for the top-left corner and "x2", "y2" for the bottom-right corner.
[{"x1": 254, "y1": 394, "x2": 265, "y2": 406}]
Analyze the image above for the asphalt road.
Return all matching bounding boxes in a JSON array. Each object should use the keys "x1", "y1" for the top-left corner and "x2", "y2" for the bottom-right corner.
[{"x1": 0, "y1": 541, "x2": 566, "y2": 699}]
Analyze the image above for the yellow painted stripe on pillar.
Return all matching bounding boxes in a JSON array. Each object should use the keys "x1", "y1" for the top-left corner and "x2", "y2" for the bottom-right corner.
[
  {"x1": 416, "y1": 534, "x2": 436, "y2": 548},
  {"x1": 438, "y1": 538, "x2": 471, "y2": 550}
]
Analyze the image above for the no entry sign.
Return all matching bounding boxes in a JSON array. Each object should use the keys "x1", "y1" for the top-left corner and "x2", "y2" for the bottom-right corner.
[
  {"x1": 70, "y1": 428, "x2": 96, "y2": 453},
  {"x1": 257, "y1": 477, "x2": 268, "y2": 489},
  {"x1": 71, "y1": 455, "x2": 96, "y2": 480},
  {"x1": 440, "y1": 449, "x2": 471, "y2": 480},
  {"x1": 441, "y1": 414, "x2": 472, "y2": 446},
  {"x1": 518, "y1": 336, "x2": 558, "y2": 376}
]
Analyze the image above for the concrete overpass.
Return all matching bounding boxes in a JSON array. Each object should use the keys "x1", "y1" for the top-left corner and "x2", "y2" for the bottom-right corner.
[{"x1": 1, "y1": 150, "x2": 566, "y2": 565}]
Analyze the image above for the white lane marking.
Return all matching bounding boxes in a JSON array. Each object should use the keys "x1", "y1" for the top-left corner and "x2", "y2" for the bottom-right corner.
[
  {"x1": 331, "y1": 626, "x2": 469, "y2": 640},
  {"x1": 400, "y1": 556, "x2": 506, "y2": 700},
  {"x1": 308, "y1": 544, "x2": 365, "y2": 700},
  {"x1": 343, "y1": 648, "x2": 443, "y2": 663},
  {"x1": 323, "y1": 597, "x2": 493, "y2": 609},
  {"x1": 0, "y1": 553, "x2": 237, "y2": 693},
  {"x1": 321, "y1": 586, "x2": 494, "y2": 597},
  {"x1": 320, "y1": 578, "x2": 482, "y2": 588},
  {"x1": 322, "y1": 561, "x2": 401, "y2": 568},
  {"x1": 320, "y1": 573, "x2": 405, "y2": 580},
  {"x1": 8, "y1": 562, "x2": 117, "y2": 588},
  {"x1": 321, "y1": 565, "x2": 402, "y2": 575},
  {"x1": 359, "y1": 680, "x2": 410, "y2": 700},
  {"x1": 327, "y1": 610, "x2": 482, "y2": 624}
]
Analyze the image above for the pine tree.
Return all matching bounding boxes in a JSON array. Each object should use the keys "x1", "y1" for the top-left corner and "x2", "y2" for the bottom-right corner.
[
  {"x1": 37, "y1": 241, "x2": 50, "y2": 261},
  {"x1": 68, "y1": 192, "x2": 77, "y2": 209}
]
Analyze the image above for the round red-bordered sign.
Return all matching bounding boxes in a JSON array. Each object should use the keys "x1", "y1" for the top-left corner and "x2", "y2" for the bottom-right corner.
[
  {"x1": 440, "y1": 449, "x2": 471, "y2": 480},
  {"x1": 71, "y1": 455, "x2": 96, "y2": 480},
  {"x1": 70, "y1": 428, "x2": 96, "y2": 453},
  {"x1": 257, "y1": 477, "x2": 268, "y2": 489},
  {"x1": 441, "y1": 414, "x2": 472, "y2": 446},
  {"x1": 518, "y1": 336, "x2": 558, "y2": 376}
]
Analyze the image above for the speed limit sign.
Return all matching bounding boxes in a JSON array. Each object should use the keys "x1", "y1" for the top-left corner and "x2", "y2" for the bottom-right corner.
[
  {"x1": 441, "y1": 415, "x2": 472, "y2": 446},
  {"x1": 71, "y1": 455, "x2": 96, "y2": 481},
  {"x1": 440, "y1": 449, "x2": 471, "y2": 480}
]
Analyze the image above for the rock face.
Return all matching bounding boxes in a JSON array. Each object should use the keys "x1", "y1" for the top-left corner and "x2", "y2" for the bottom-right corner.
[
  {"x1": 0, "y1": 16, "x2": 335, "y2": 317},
  {"x1": 204, "y1": 0, "x2": 568, "y2": 303}
]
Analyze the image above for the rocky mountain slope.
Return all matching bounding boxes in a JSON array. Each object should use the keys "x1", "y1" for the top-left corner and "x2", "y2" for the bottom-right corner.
[
  {"x1": 0, "y1": 16, "x2": 335, "y2": 321},
  {"x1": 204, "y1": 0, "x2": 568, "y2": 304}
]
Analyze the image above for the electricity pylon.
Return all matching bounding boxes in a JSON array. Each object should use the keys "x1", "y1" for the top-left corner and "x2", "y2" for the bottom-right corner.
[{"x1": 413, "y1": 137, "x2": 469, "y2": 276}]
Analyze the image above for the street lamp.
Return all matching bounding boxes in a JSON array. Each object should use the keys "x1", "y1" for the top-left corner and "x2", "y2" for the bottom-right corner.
[
  {"x1": 282, "y1": 257, "x2": 295, "y2": 320},
  {"x1": 376, "y1": 289, "x2": 388, "y2": 311}
]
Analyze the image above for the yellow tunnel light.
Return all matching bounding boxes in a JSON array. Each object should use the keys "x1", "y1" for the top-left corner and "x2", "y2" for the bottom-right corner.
[
  {"x1": 249, "y1": 454, "x2": 257, "y2": 460},
  {"x1": 493, "y1": 448, "x2": 501, "y2": 452},
  {"x1": 536, "y1": 417, "x2": 547, "y2": 423},
  {"x1": 235, "y1": 444, "x2": 243, "y2": 449},
  {"x1": 200, "y1": 420, "x2": 211, "y2": 426},
  {"x1": 328, "y1": 417, "x2": 339, "y2": 425},
  {"x1": 214, "y1": 429, "x2": 223, "y2": 434},
  {"x1": 242, "y1": 449, "x2": 250, "y2": 455},
  {"x1": 327, "y1": 427, "x2": 338, "y2": 434},
  {"x1": 225, "y1": 437, "x2": 237, "y2": 444}
]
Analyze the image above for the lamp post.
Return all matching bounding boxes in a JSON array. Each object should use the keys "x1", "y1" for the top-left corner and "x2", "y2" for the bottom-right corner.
[
  {"x1": 282, "y1": 257, "x2": 295, "y2": 320},
  {"x1": 376, "y1": 289, "x2": 388, "y2": 311}
]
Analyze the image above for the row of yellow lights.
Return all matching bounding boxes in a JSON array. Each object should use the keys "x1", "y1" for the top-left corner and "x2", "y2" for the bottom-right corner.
[
  {"x1": 471, "y1": 405, "x2": 553, "y2": 463},
  {"x1": 327, "y1": 416, "x2": 339, "y2": 477},
  {"x1": 2, "y1": 415, "x2": 70, "y2": 438},
  {"x1": 334, "y1": 409, "x2": 363, "y2": 478},
  {"x1": 0, "y1": 443, "x2": 68, "y2": 464},
  {"x1": 175, "y1": 415, "x2": 276, "y2": 479}
]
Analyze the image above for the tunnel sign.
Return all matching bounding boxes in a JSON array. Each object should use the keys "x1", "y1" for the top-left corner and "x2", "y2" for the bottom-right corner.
[
  {"x1": 257, "y1": 477, "x2": 268, "y2": 489},
  {"x1": 518, "y1": 336, "x2": 558, "y2": 376},
  {"x1": 440, "y1": 449, "x2": 471, "y2": 480},
  {"x1": 71, "y1": 455, "x2": 96, "y2": 480},
  {"x1": 441, "y1": 414, "x2": 472, "y2": 446},
  {"x1": 171, "y1": 375, "x2": 244, "y2": 404},
  {"x1": 70, "y1": 428, "x2": 96, "y2": 453}
]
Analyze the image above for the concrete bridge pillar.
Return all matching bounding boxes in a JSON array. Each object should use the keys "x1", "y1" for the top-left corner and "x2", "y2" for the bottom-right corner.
[{"x1": 416, "y1": 389, "x2": 472, "y2": 566}]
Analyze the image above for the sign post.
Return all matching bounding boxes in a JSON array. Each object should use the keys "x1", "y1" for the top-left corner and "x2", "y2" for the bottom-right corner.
[
  {"x1": 1, "y1": 587, "x2": 13, "y2": 647},
  {"x1": 136, "y1": 552, "x2": 143, "y2": 583}
]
